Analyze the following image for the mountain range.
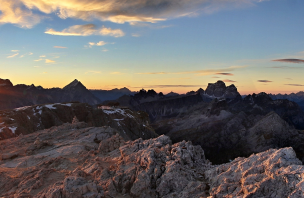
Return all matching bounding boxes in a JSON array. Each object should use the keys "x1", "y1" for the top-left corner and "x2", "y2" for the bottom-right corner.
[{"x1": 2, "y1": 78, "x2": 304, "y2": 197}]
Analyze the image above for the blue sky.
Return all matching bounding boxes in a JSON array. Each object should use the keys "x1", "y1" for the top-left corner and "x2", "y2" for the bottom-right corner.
[{"x1": 0, "y1": 0, "x2": 304, "y2": 94}]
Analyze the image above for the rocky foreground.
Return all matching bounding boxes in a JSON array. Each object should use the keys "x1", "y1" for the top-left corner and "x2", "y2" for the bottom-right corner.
[{"x1": 1, "y1": 122, "x2": 304, "y2": 197}]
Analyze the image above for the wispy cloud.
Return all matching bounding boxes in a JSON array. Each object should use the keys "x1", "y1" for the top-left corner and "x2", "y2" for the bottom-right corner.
[
  {"x1": 136, "y1": 66, "x2": 245, "y2": 76},
  {"x1": 258, "y1": 80, "x2": 272, "y2": 83},
  {"x1": 272, "y1": 59, "x2": 304, "y2": 64},
  {"x1": 88, "y1": 41, "x2": 107, "y2": 47},
  {"x1": 7, "y1": 53, "x2": 19, "y2": 58},
  {"x1": 45, "y1": 24, "x2": 124, "y2": 37},
  {"x1": 34, "y1": 58, "x2": 43, "y2": 62},
  {"x1": 40, "y1": 55, "x2": 46, "y2": 57},
  {"x1": 285, "y1": 84, "x2": 304, "y2": 87},
  {"x1": 102, "y1": 49, "x2": 109, "y2": 52},
  {"x1": 11, "y1": 50, "x2": 19, "y2": 52},
  {"x1": 285, "y1": 78, "x2": 292, "y2": 80},
  {"x1": 223, "y1": 79, "x2": 236, "y2": 82},
  {"x1": 45, "y1": 59, "x2": 55, "y2": 63},
  {"x1": 85, "y1": 71, "x2": 101, "y2": 74},
  {"x1": 136, "y1": 72, "x2": 169, "y2": 75},
  {"x1": 215, "y1": 73, "x2": 234, "y2": 76},
  {"x1": 132, "y1": 33, "x2": 141, "y2": 37},
  {"x1": 29, "y1": 52, "x2": 33, "y2": 55},
  {"x1": 0, "y1": 0, "x2": 267, "y2": 28},
  {"x1": 270, "y1": 66, "x2": 302, "y2": 69},
  {"x1": 111, "y1": 72, "x2": 123, "y2": 75},
  {"x1": 54, "y1": 46, "x2": 67, "y2": 49}
]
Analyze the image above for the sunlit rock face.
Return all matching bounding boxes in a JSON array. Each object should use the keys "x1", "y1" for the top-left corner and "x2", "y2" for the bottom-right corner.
[
  {"x1": 0, "y1": 102, "x2": 157, "y2": 141},
  {"x1": 1, "y1": 123, "x2": 304, "y2": 198}
]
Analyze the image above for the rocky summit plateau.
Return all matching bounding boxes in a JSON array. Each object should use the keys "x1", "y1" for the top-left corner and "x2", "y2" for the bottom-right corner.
[
  {"x1": 1, "y1": 122, "x2": 304, "y2": 197},
  {"x1": 1, "y1": 78, "x2": 304, "y2": 197}
]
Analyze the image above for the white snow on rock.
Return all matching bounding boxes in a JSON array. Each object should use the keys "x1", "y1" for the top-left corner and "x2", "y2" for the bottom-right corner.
[
  {"x1": 102, "y1": 108, "x2": 135, "y2": 118},
  {"x1": 14, "y1": 106, "x2": 32, "y2": 111},
  {"x1": 8, "y1": 126, "x2": 17, "y2": 134}
]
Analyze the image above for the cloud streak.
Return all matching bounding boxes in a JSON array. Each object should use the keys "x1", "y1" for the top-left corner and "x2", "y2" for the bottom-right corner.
[
  {"x1": 215, "y1": 73, "x2": 233, "y2": 76},
  {"x1": 7, "y1": 53, "x2": 19, "y2": 58},
  {"x1": 136, "y1": 66, "x2": 245, "y2": 76},
  {"x1": 223, "y1": 79, "x2": 236, "y2": 82},
  {"x1": 0, "y1": 0, "x2": 266, "y2": 28},
  {"x1": 285, "y1": 84, "x2": 304, "y2": 87},
  {"x1": 54, "y1": 46, "x2": 67, "y2": 49},
  {"x1": 272, "y1": 59, "x2": 304, "y2": 64},
  {"x1": 45, "y1": 24, "x2": 124, "y2": 37},
  {"x1": 258, "y1": 80, "x2": 272, "y2": 83}
]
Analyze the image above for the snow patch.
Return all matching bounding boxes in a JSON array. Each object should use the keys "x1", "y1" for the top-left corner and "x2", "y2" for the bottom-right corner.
[
  {"x1": 9, "y1": 126, "x2": 17, "y2": 134},
  {"x1": 15, "y1": 106, "x2": 32, "y2": 111}
]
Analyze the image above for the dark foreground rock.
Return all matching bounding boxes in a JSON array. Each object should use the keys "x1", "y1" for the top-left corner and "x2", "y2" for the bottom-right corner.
[{"x1": 1, "y1": 123, "x2": 304, "y2": 197}]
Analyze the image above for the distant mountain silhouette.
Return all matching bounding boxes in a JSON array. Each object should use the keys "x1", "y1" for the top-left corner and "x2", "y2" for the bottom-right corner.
[
  {"x1": 0, "y1": 78, "x2": 100, "y2": 110},
  {"x1": 90, "y1": 87, "x2": 136, "y2": 102}
]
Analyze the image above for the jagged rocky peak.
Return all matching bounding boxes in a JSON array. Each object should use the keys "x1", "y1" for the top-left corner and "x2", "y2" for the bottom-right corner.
[
  {"x1": 244, "y1": 92, "x2": 273, "y2": 104},
  {"x1": 196, "y1": 87, "x2": 204, "y2": 94},
  {"x1": 204, "y1": 80, "x2": 240, "y2": 99},
  {"x1": 63, "y1": 79, "x2": 86, "y2": 90},
  {"x1": 0, "y1": 78, "x2": 13, "y2": 87}
]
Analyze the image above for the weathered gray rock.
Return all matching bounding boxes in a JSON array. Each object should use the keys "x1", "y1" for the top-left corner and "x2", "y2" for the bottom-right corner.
[{"x1": 206, "y1": 147, "x2": 304, "y2": 197}]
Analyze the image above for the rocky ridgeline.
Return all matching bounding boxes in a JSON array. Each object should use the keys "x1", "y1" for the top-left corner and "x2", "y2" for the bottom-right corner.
[
  {"x1": 126, "y1": 81, "x2": 241, "y2": 122},
  {"x1": 0, "y1": 78, "x2": 100, "y2": 110},
  {"x1": 0, "y1": 102, "x2": 157, "y2": 141},
  {"x1": 0, "y1": 123, "x2": 304, "y2": 197}
]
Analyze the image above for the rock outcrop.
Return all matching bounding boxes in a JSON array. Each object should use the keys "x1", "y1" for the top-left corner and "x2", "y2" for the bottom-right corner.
[
  {"x1": 203, "y1": 80, "x2": 242, "y2": 101},
  {"x1": 0, "y1": 102, "x2": 157, "y2": 141},
  {"x1": 1, "y1": 123, "x2": 304, "y2": 197},
  {"x1": 206, "y1": 147, "x2": 304, "y2": 197}
]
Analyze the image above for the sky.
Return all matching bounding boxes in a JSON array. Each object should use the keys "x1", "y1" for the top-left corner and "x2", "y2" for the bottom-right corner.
[{"x1": 0, "y1": 0, "x2": 304, "y2": 95}]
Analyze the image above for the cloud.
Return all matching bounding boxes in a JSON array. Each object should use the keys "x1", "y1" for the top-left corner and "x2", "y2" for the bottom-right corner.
[
  {"x1": 85, "y1": 71, "x2": 101, "y2": 74},
  {"x1": 102, "y1": 49, "x2": 109, "y2": 52},
  {"x1": 7, "y1": 53, "x2": 19, "y2": 58},
  {"x1": 258, "y1": 80, "x2": 272, "y2": 83},
  {"x1": 136, "y1": 72, "x2": 169, "y2": 75},
  {"x1": 132, "y1": 33, "x2": 141, "y2": 37},
  {"x1": 45, "y1": 24, "x2": 124, "y2": 37},
  {"x1": 45, "y1": 59, "x2": 55, "y2": 63},
  {"x1": 215, "y1": 73, "x2": 234, "y2": 76},
  {"x1": 111, "y1": 72, "x2": 123, "y2": 75},
  {"x1": 89, "y1": 41, "x2": 107, "y2": 47},
  {"x1": 212, "y1": 76, "x2": 220, "y2": 78},
  {"x1": 223, "y1": 79, "x2": 236, "y2": 83},
  {"x1": 285, "y1": 78, "x2": 292, "y2": 80},
  {"x1": 11, "y1": 50, "x2": 19, "y2": 52},
  {"x1": 272, "y1": 59, "x2": 304, "y2": 64},
  {"x1": 136, "y1": 66, "x2": 246, "y2": 76},
  {"x1": 40, "y1": 55, "x2": 46, "y2": 57},
  {"x1": 29, "y1": 52, "x2": 33, "y2": 55},
  {"x1": 0, "y1": 0, "x2": 266, "y2": 28},
  {"x1": 0, "y1": 0, "x2": 42, "y2": 28},
  {"x1": 285, "y1": 84, "x2": 304, "y2": 87},
  {"x1": 34, "y1": 58, "x2": 43, "y2": 61},
  {"x1": 54, "y1": 46, "x2": 67, "y2": 49},
  {"x1": 270, "y1": 66, "x2": 301, "y2": 69}
]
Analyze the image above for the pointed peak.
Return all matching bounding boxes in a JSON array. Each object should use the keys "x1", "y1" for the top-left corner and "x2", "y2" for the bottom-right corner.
[{"x1": 63, "y1": 79, "x2": 85, "y2": 90}]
